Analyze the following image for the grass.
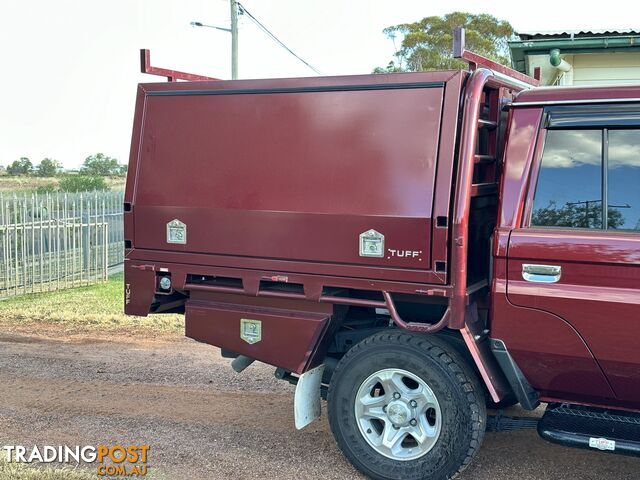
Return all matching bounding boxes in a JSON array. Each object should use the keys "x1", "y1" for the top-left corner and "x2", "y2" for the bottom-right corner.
[
  {"x1": 0, "y1": 457, "x2": 168, "y2": 480},
  {"x1": 0, "y1": 176, "x2": 125, "y2": 194},
  {"x1": 0, "y1": 273, "x2": 183, "y2": 337},
  {"x1": 0, "y1": 458, "x2": 96, "y2": 480}
]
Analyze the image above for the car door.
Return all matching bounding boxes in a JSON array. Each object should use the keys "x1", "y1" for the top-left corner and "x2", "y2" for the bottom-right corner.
[{"x1": 506, "y1": 105, "x2": 640, "y2": 408}]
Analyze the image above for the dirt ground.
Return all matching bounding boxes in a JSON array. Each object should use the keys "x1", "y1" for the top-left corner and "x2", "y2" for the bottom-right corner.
[{"x1": 1, "y1": 331, "x2": 639, "y2": 480}]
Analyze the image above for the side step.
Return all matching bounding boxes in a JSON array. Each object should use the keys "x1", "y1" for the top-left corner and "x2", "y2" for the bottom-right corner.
[
  {"x1": 538, "y1": 404, "x2": 640, "y2": 457},
  {"x1": 486, "y1": 411, "x2": 538, "y2": 432}
]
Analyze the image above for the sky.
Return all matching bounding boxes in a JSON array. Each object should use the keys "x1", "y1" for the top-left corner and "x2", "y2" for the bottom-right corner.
[{"x1": 1, "y1": 0, "x2": 638, "y2": 169}]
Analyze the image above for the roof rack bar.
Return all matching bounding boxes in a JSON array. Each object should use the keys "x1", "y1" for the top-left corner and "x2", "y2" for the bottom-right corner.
[
  {"x1": 453, "y1": 28, "x2": 539, "y2": 87},
  {"x1": 140, "y1": 49, "x2": 218, "y2": 82}
]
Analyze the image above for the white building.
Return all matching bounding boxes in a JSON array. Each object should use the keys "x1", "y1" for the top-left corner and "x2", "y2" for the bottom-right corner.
[{"x1": 509, "y1": 30, "x2": 640, "y2": 86}]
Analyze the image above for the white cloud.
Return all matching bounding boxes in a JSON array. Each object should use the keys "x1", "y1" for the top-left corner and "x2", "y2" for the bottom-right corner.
[
  {"x1": 542, "y1": 130, "x2": 601, "y2": 168},
  {"x1": 542, "y1": 129, "x2": 640, "y2": 169}
]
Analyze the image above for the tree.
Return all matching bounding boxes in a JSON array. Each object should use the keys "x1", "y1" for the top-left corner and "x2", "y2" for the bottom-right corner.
[
  {"x1": 58, "y1": 175, "x2": 109, "y2": 192},
  {"x1": 81, "y1": 153, "x2": 120, "y2": 176},
  {"x1": 374, "y1": 12, "x2": 514, "y2": 73},
  {"x1": 373, "y1": 61, "x2": 404, "y2": 74},
  {"x1": 6, "y1": 157, "x2": 33, "y2": 176},
  {"x1": 532, "y1": 201, "x2": 625, "y2": 229},
  {"x1": 36, "y1": 158, "x2": 62, "y2": 177}
]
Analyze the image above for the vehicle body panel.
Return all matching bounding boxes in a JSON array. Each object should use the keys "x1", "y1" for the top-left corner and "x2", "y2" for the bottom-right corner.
[
  {"x1": 186, "y1": 291, "x2": 334, "y2": 374},
  {"x1": 490, "y1": 106, "x2": 617, "y2": 406},
  {"x1": 125, "y1": 68, "x2": 640, "y2": 414},
  {"x1": 496, "y1": 96, "x2": 640, "y2": 410},
  {"x1": 126, "y1": 71, "x2": 466, "y2": 285},
  {"x1": 514, "y1": 85, "x2": 640, "y2": 105},
  {"x1": 507, "y1": 229, "x2": 640, "y2": 406}
]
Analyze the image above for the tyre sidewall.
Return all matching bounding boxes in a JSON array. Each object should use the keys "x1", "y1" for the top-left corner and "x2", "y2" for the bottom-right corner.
[{"x1": 328, "y1": 334, "x2": 484, "y2": 480}]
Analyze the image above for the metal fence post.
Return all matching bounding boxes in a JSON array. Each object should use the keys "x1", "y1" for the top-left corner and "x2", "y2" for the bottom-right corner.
[{"x1": 0, "y1": 189, "x2": 125, "y2": 298}]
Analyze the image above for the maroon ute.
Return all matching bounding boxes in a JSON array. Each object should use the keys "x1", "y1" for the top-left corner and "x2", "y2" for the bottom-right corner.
[{"x1": 124, "y1": 39, "x2": 640, "y2": 479}]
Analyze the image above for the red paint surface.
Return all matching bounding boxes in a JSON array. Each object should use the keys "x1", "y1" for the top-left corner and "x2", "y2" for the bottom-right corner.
[
  {"x1": 123, "y1": 260, "x2": 156, "y2": 316},
  {"x1": 494, "y1": 103, "x2": 640, "y2": 410},
  {"x1": 125, "y1": 69, "x2": 640, "y2": 411},
  {"x1": 186, "y1": 292, "x2": 332, "y2": 374},
  {"x1": 496, "y1": 108, "x2": 543, "y2": 229},
  {"x1": 507, "y1": 229, "x2": 640, "y2": 406},
  {"x1": 515, "y1": 84, "x2": 640, "y2": 104},
  {"x1": 129, "y1": 74, "x2": 460, "y2": 282}
]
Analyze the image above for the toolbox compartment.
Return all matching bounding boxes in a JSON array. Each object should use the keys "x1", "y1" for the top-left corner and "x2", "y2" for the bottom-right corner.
[{"x1": 185, "y1": 292, "x2": 333, "y2": 373}]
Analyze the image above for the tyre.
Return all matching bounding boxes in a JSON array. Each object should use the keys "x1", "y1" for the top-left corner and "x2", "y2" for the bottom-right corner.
[{"x1": 327, "y1": 331, "x2": 486, "y2": 480}]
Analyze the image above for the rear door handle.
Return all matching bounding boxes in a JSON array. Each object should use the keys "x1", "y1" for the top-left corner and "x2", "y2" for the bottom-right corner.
[{"x1": 522, "y1": 264, "x2": 561, "y2": 283}]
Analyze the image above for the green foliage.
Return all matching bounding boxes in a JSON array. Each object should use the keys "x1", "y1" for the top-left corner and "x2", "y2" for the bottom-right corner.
[
  {"x1": 6, "y1": 157, "x2": 33, "y2": 176},
  {"x1": 605, "y1": 209, "x2": 626, "y2": 229},
  {"x1": 36, "y1": 158, "x2": 62, "y2": 177},
  {"x1": 373, "y1": 62, "x2": 405, "y2": 74},
  {"x1": 375, "y1": 12, "x2": 514, "y2": 72},
  {"x1": 58, "y1": 175, "x2": 109, "y2": 193},
  {"x1": 0, "y1": 456, "x2": 98, "y2": 479},
  {"x1": 532, "y1": 201, "x2": 624, "y2": 229},
  {"x1": 35, "y1": 183, "x2": 57, "y2": 194},
  {"x1": 81, "y1": 153, "x2": 121, "y2": 176}
]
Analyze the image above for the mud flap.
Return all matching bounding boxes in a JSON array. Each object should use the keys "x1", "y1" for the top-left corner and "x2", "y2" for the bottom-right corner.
[{"x1": 294, "y1": 364, "x2": 325, "y2": 430}]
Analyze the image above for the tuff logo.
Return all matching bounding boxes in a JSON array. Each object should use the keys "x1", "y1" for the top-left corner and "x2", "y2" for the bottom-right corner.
[{"x1": 387, "y1": 249, "x2": 422, "y2": 259}]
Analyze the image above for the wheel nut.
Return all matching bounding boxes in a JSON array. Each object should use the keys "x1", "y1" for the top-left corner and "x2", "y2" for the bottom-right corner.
[
  {"x1": 383, "y1": 405, "x2": 387, "y2": 412},
  {"x1": 393, "y1": 424, "x2": 400, "y2": 430},
  {"x1": 393, "y1": 392, "x2": 401, "y2": 399},
  {"x1": 410, "y1": 419, "x2": 417, "y2": 426},
  {"x1": 410, "y1": 400, "x2": 417, "y2": 408}
]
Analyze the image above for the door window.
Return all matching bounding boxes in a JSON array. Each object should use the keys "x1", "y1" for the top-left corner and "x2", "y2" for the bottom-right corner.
[
  {"x1": 531, "y1": 129, "x2": 603, "y2": 229},
  {"x1": 531, "y1": 128, "x2": 640, "y2": 231},
  {"x1": 608, "y1": 130, "x2": 640, "y2": 231}
]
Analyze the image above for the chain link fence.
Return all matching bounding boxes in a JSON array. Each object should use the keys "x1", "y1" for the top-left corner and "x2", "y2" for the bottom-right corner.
[{"x1": 0, "y1": 190, "x2": 124, "y2": 297}]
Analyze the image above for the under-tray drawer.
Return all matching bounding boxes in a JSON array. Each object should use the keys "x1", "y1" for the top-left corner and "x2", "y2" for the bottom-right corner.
[{"x1": 185, "y1": 299, "x2": 331, "y2": 373}]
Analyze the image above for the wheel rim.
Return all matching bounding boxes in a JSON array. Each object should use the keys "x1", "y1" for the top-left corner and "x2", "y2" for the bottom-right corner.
[{"x1": 354, "y1": 368, "x2": 442, "y2": 461}]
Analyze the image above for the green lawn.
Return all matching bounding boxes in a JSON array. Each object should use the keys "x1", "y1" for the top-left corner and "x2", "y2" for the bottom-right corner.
[
  {"x1": 0, "y1": 457, "x2": 168, "y2": 480},
  {"x1": 0, "y1": 175, "x2": 125, "y2": 194},
  {"x1": 0, "y1": 458, "x2": 96, "y2": 480},
  {"x1": 0, "y1": 273, "x2": 183, "y2": 336}
]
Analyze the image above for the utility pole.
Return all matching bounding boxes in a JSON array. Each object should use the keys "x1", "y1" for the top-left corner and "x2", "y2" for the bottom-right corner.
[
  {"x1": 230, "y1": 0, "x2": 238, "y2": 79},
  {"x1": 191, "y1": 1, "x2": 238, "y2": 79}
]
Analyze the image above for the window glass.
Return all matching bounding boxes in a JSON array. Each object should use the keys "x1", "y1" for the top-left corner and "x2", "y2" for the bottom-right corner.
[
  {"x1": 531, "y1": 129, "x2": 603, "y2": 229},
  {"x1": 608, "y1": 130, "x2": 640, "y2": 231}
]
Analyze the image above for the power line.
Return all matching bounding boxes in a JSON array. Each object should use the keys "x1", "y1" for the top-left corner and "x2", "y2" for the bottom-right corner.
[{"x1": 236, "y1": 2, "x2": 322, "y2": 75}]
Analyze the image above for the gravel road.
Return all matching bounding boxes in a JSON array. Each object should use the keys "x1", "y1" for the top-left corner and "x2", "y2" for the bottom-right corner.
[{"x1": 1, "y1": 331, "x2": 639, "y2": 479}]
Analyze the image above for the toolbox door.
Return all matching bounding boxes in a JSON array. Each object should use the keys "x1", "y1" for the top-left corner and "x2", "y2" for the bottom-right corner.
[{"x1": 131, "y1": 80, "x2": 448, "y2": 282}]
